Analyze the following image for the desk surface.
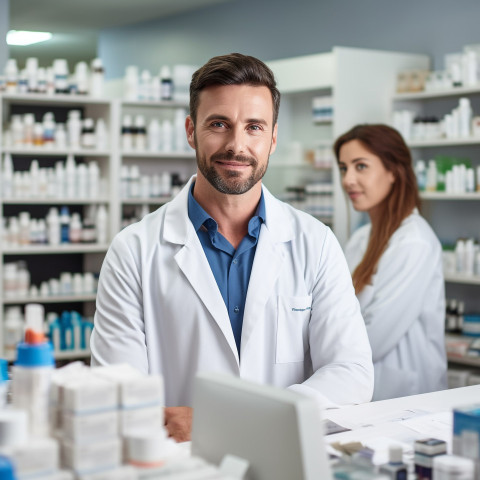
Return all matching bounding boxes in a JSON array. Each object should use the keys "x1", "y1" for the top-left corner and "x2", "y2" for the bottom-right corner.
[
  {"x1": 325, "y1": 385, "x2": 480, "y2": 425},
  {"x1": 323, "y1": 385, "x2": 480, "y2": 464}
]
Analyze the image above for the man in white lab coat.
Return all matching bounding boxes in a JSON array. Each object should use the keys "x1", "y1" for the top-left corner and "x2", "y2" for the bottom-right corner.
[{"x1": 90, "y1": 53, "x2": 374, "y2": 441}]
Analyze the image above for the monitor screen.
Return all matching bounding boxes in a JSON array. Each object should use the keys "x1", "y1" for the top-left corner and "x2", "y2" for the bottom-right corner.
[{"x1": 191, "y1": 372, "x2": 332, "y2": 480}]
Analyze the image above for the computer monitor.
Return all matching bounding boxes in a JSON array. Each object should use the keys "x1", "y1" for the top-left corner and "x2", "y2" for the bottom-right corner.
[{"x1": 191, "y1": 372, "x2": 332, "y2": 480}]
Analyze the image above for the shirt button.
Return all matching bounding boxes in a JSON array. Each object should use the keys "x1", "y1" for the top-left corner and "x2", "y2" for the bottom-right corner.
[
  {"x1": 232, "y1": 259, "x2": 238, "y2": 264},
  {"x1": 234, "y1": 306, "x2": 240, "y2": 314}
]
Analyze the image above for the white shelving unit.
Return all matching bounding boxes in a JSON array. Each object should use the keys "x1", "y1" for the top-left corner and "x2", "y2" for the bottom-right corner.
[
  {"x1": 117, "y1": 99, "x2": 196, "y2": 226},
  {"x1": 266, "y1": 47, "x2": 429, "y2": 246},
  {"x1": 0, "y1": 93, "x2": 118, "y2": 358},
  {"x1": 393, "y1": 85, "x2": 480, "y2": 303},
  {"x1": 393, "y1": 85, "x2": 480, "y2": 374}
]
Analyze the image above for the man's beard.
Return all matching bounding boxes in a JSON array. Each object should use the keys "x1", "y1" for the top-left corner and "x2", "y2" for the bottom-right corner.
[{"x1": 196, "y1": 151, "x2": 268, "y2": 195}]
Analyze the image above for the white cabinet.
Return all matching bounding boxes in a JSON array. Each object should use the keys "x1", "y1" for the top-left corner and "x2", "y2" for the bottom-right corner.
[
  {"x1": 0, "y1": 93, "x2": 116, "y2": 360},
  {"x1": 266, "y1": 47, "x2": 429, "y2": 246}
]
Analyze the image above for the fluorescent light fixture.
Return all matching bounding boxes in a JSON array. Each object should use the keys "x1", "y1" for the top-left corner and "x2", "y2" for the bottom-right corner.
[{"x1": 7, "y1": 30, "x2": 52, "y2": 46}]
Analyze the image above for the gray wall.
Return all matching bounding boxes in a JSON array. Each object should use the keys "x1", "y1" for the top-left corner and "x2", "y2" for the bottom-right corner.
[
  {"x1": 0, "y1": 0, "x2": 9, "y2": 71},
  {"x1": 99, "y1": 0, "x2": 480, "y2": 80}
]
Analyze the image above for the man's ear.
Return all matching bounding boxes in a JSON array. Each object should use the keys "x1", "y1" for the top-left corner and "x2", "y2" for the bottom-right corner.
[{"x1": 185, "y1": 115, "x2": 196, "y2": 149}]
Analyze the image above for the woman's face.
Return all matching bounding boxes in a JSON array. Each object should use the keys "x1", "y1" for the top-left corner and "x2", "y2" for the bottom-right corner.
[{"x1": 338, "y1": 139, "x2": 395, "y2": 216}]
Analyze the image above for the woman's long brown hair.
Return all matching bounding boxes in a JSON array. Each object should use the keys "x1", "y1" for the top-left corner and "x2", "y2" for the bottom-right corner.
[{"x1": 333, "y1": 124, "x2": 421, "y2": 294}]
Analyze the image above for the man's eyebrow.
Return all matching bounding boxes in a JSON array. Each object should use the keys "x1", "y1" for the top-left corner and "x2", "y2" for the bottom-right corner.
[
  {"x1": 203, "y1": 115, "x2": 269, "y2": 125},
  {"x1": 204, "y1": 114, "x2": 230, "y2": 123}
]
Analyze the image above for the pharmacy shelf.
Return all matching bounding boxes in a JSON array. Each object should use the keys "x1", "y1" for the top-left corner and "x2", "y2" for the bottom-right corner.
[
  {"x1": 3, "y1": 294, "x2": 97, "y2": 305},
  {"x1": 1, "y1": 93, "x2": 111, "y2": 106},
  {"x1": 5, "y1": 349, "x2": 92, "y2": 363},
  {"x1": 2, "y1": 244, "x2": 109, "y2": 255},
  {"x1": 408, "y1": 138, "x2": 480, "y2": 147},
  {"x1": 121, "y1": 99, "x2": 189, "y2": 108},
  {"x1": 393, "y1": 85, "x2": 480, "y2": 101},
  {"x1": 2, "y1": 197, "x2": 110, "y2": 205},
  {"x1": 2, "y1": 147, "x2": 111, "y2": 157},
  {"x1": 121, "y1": 150, "x2": 195, "y2": 159},
  {"x1": 420, "y1": 192, "x2": 480, "y2": 200},
  {"x1": 444, "y1": 273, "x2": 480, "y2": 285},
  {"x1": 122, "y1": 196, "x2": 171, "y2": 205},
  {"x1": 447, "y1": 354, "x2": 480, "y2": 368}
]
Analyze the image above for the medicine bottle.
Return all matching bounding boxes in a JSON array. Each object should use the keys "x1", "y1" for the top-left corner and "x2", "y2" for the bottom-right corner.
[
  {"x1": 379, "y1": 445, "x2": 407, "y2": 480},
  {"x1": 81, "y1": 118, "x2": 96, "y2": 148},
  {"x1": 160, "y1": 66, "x2": 173, "y2": 101},
  {"x1": 11, "y1": 303, "x2": 54, "y2": 437},
  {"x1": 122, "y1": 115, "x2": 133, "y2": 151},
  {"x1": 90, "y1": 58, "x2": 105, "y2": 98},
  {"x1": 134, "y1": 115, "x2": 147, "y2": 151},
  {"x1": 53, "y1": 59, "x2": 69, "y2": 94},
  {"x1": 60, "y1": 206, "x2": 71, "y2": 244}
]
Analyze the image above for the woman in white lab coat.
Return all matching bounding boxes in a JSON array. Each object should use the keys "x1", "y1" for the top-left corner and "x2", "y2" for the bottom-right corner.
[{"x1": 334, "y1": 124, "x2": 447, "y2": 401}]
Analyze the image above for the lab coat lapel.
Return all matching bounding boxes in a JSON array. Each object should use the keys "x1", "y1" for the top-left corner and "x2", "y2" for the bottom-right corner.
[
  {"x1": 241, "y1": 187, "x2": 293, "y2": 354},
  {"x1": 164, "y1": 177, "x2": 239, "y2": 365}
]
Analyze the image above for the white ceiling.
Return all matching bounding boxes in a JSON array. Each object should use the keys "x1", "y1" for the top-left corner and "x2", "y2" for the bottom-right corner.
[{"x1": 9, "y1": 0, "x2": 233, "y2": 66}]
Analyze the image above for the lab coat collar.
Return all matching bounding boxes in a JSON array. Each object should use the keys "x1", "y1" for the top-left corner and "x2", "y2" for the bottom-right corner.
[
  {"x1": 163, "y1": 175, "x2": 295, "y2": 245},
  {"x1": 163, "y1": 175, "x2": 296, "y2": 365}
]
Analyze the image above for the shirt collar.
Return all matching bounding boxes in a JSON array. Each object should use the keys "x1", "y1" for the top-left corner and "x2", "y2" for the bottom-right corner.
[{"x1": 188, "y1": 182, "x2": 266, "y2": 235}]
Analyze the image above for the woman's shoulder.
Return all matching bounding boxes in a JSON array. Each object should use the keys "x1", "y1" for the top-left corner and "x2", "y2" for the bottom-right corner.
[{"x1": 390, "y1": 211, "x2": 440, "y2": 249}]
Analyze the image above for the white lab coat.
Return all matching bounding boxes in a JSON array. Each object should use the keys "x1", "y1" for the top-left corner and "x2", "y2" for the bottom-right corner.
[
  {"x1": 344, "y1": 210, "x2": 447, "y2": 401},
  {"x1": 91, "y1": 176, "x2": 373, "y2": 407}
]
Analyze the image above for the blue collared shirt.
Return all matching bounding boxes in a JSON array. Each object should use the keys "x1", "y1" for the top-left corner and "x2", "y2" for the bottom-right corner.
[{"x1": 188, "y1": 183, "x2": 265, "y2": 354}]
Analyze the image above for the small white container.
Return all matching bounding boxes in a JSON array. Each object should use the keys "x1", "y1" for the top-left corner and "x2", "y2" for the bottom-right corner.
[{"x1": 433, "y1": 454, "x2": 474, "y2": 480}]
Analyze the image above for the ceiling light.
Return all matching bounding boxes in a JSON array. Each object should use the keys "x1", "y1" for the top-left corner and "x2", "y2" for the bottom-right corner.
[{"x1": 6, "y1": 30, "x2": 52, "y2": 46}]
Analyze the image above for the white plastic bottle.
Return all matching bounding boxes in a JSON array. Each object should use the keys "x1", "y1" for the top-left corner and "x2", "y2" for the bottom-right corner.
[
  {"x1": 4, "y1": 306, "x2": 24, "y2": 357},
  {"x1": 5, "y1": 58, "x2": 18, "y2": 93},
  {"x1": 53, "y1": 58, "x2": 69, "y2": 94},
  {"x1": 95, "y1": 118, "x2": 108, "y2": 150},
  {"x1": 90, "y1": 58, "x2": 105, "y2": 97},
  {"x1": 129, "y1": 165, "x2": 140, "y2": 198},
  {"x1": 2, "y1": 153, "x2": 14, "y2": 198},
  {"x1": 174, "y1": 108, "x2": 187, "y2": 152},
  {"x1": 76, "y1": 163, "x2": 88, "y2": 198},
  {"x1": 162, "y1": 119, "x2": 173, "y2": 153},
  {"x1": 124, "y1": 65, "x2": 139, "y2": 101},
  {"x1": 46, "y1": 207, "x2": 60, "y2": 246},
  {"x1": 67, "y1": 110, "x2": 82, "y2": 149},
  {"x1": 134, "y1": 115, "x2": 147, "y2": 151},
  {"x1": 415, "y1": 159, "x2": 427, "y2": 191},
  {"x1": 88, "y1": 161, "x2": 100, "y2": 198},
  {"x1": 75, "y1": 61, "x2": 89, "y2": 95},
  {"x1": 147, "y1": 118, "x2": 161, "y2": 152},
  {"x1": 160, "y1": 66, "x2": 173, "y2": 100},
  {"x1": 458, "y1": 97, "x2": 472, "y2": 138},
  {"x1": 65, "y1": 153, "x2": 76, "y2": 198},
  {"x1": 69, "y1": 213, "x2": 82, "y2": 243},
  {"x1": 96, "y1": 205, "x2": 108, "y2": 244},
  {"x1": 11, "y1": 303, "x2": 54, "y2": 437}
]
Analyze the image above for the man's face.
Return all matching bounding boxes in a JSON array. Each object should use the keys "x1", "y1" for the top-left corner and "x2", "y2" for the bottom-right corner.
[{"x1": 186, "y1": 84, "x2": 277, "y2": 195}]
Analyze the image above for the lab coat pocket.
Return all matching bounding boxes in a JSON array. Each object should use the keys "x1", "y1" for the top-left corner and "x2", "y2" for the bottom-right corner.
[{"x1": 276, "y1": 295, "x2": 312, "y2": 364}]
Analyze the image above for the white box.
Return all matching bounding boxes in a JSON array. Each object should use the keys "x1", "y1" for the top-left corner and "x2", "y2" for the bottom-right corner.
[
  {"x1": 61, "y1": 438, "x2": 121, "y2": 474},
  {"x1": 0, "y1": 437, "x2": 59, "y2": 478},
  {"x1": 92, "y1": 364, "x2": 164, "y2": 408},
  {"x1": 62, "y1": 410, "x2": 119, "y2": 443},
  {"x1": 120, "y1": 405, "x2": 164, "y2": 436},
  {"x1": 62, "y1": 375, "x2": 117, "y2": 413}
]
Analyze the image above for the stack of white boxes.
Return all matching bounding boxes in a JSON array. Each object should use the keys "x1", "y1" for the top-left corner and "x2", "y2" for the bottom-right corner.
[{"x1": 50, "y1": 363, "x2": 170, "y2": 479}]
